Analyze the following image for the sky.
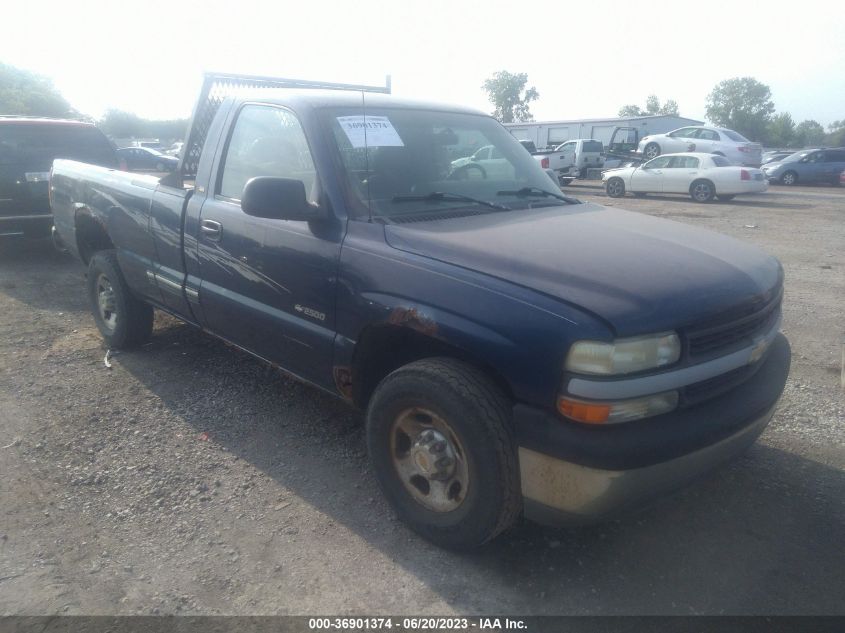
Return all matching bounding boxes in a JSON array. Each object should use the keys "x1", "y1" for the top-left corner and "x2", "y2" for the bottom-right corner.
[{"x1": 2, "y1": 0, "x2": 843, "y2": 127}]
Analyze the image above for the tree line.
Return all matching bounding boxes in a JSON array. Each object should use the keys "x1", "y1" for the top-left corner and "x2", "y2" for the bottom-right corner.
[
  {"x1": 0, "y1": 62, "x2": 188, "y2": 142},
  {"x1": 2, "y1": 62, "x2": 842, "y2": 149},
  {"x1": 482, "y1": 70, "x2": 844, "y2": 149}
]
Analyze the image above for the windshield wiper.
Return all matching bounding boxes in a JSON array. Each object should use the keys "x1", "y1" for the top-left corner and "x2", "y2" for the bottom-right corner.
[
  {"x1": 496, "y1": 186, "x2": 580, "y2": 204},
  {"x1": 392, "y1": 191, "x2": 511, "y2": 211}
]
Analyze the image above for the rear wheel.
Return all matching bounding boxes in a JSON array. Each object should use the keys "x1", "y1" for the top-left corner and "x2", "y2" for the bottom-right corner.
[
  {"x1": 644, "y1": 143, "x2": 661, "y2": 160},
  {"x1": 716, "y1": 194, "x2": 736, "y2": 201},
  {"x1": 690, "y1": 180, "x2": 715, "y2": 203},
  {"x1": 366, "y1": 358, "x2": 521, "y2": 549},
  {"x1": 605, "y1": 177, "x2": 626, "y2": 198},
  {"x1": 87, "y1": 250, "x2": 154, "y2": 349},
  {"x1": 780, "y1": 170, "x2": 797, "y2": 186}
]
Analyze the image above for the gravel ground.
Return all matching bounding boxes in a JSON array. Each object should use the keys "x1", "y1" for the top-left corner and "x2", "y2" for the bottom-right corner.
[{"x1": 0, "y1": 184, "x2": 843, "y2": 616}]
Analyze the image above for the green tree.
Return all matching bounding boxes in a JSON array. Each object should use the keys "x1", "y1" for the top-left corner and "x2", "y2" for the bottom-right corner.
[
  {"x1": 766, "y1": 113, "x2": 795, "y2": 148},
  {"x1": 793, "y1": 120, "x2": 825, "y2": 147},
  {"x1": 705, "y1": 77, "x2": 774, "y2": 142},
  {"x1": 617, "y1": 95, "x2": 679, "y2": 117},
  {"x1": 0, "y1": 62, "x2": 74, "y2": 117},
  {"x1": 617, "y1": 104, "x2": 643, "y2": 117},
  {"x1": 482, "y1": 71, "x2": 539, "y2": 123},
  {"x1": 98, "y1": 109, "x2": 188, "y2": 142},
  {"x1": 825, "y1": 119, "x2": 845, "y2": 147}
]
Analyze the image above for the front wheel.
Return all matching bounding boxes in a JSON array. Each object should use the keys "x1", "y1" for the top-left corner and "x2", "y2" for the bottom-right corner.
[
  {"x1": 780, "y1": 171, "x2": 797, "y2": 186},
  {"x1": 690, "y1": 180, "x2": 715, "y2": 203},
  {"x1": 87, "y1": 250, "x2": 154, "y2": 349},
  {"x1": 366, "y1": 358, "x2": 521, "y2": 549},
  {"x1": 605, "y1": 177, "x2": 626, "y2": 198}
]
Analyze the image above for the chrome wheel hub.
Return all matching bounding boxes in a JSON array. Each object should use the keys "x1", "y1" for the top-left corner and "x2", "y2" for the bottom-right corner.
[
  {"x1": 390, "y1": 408, "x2": 469, "y2": 513},
  {"x1": 96, "y1": 274, "x2": 118, "y2": 332}
]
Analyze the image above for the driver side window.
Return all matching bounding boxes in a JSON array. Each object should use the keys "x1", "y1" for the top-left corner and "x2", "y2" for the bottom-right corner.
[
  {"x1": 645, "y1": 156, "x2": 672, "y2": 169},
  {"x1": 669, "y1": 128, "x2": 698, "y2": 139},
  {"x1": 219, "y1": 105, "x2": 317, "y2": 202}
]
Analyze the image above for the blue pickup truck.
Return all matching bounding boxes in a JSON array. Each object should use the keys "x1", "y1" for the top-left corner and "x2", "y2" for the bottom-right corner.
[{"x1": 50, "y1": 74, "x2": 790, "y2": 549}]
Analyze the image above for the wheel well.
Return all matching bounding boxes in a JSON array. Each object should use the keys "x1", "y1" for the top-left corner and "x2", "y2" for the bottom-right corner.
[
  {"x1": 75, "y1": 214, "x2": 114, "y2": 264},
  {"x1": 690, "y1": 178, "x2": 714, "y2": 191},
  {"x1": 348, "y1": 325, "x2": 513, "y2": 409}
]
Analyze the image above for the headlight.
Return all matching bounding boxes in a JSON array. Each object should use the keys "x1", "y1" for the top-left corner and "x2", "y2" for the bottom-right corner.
[{"x1": 565, "y1": 332, "x2": 680, "y2": 375}]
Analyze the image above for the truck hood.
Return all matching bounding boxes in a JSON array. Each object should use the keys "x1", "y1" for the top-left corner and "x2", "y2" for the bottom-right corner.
[{"x1": 383, "y1": 202, "x2": 781, "y2": 336}]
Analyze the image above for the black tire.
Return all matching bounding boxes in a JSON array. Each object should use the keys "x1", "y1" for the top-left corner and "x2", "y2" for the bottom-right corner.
[
  {"x1": 716, "y1": 194, "x2": 735, "y2": 201},
  {"x1": 633, "y1": 192, "x2": 647, "y2": 198},
  {"x1": 644, "y1": 142, "x2": 661, "y2": 160},
  {"x1": 87, "y1": 250, "x2": 154, "y2": 349},
  {"x1": 690, "y1": 179, "x2": 715, "y2": 203},
  {"x1": 605, "y1": 177, "x2": 626, "y2": 198},
  {"x1": 780, "y1": 170, "x2": 798, "y2": 186},
  {"x1": 366, "y1": 357, "x2": 521, "y2": 549}
]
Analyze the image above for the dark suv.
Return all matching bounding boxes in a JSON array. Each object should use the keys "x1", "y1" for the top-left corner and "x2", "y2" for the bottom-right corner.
[{"x1": 0, "y1": 117, "x2": 119, "y2": 237}]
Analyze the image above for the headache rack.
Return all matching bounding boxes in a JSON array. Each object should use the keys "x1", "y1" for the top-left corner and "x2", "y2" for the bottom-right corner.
[{"x1": 164, "y1": 71, "x2": 391, "y2": 188}]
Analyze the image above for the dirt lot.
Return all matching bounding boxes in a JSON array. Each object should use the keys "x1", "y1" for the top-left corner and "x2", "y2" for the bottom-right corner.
[{"x1": 1, "y1": 184, "x2": 843, "y2": 616}]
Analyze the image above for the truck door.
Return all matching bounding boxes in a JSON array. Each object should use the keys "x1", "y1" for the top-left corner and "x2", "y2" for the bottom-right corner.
[
  {"x1": 556, "y1": 142, "x2": 576, "y2": 171},
  {"x1": 195, "y1": 103, "x2": 341, "y2": 386}
]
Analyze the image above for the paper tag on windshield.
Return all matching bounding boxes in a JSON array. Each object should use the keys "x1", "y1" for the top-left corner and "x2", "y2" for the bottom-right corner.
[{"x1": 337, "y1": 116, "x2": 404, "y2": 148}]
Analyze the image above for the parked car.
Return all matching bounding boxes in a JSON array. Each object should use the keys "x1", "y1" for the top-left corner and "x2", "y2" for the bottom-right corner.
[
  {"x1": 116, "y1": 146, "x2": 179, "y2": 172},
  {"x1": 603, "y1": 152, "x2": 767, "y2": 202},
  {"x1": 0, "y1": 117, "x2": 119, "y2": 238},
  {"x1": 165, "y1": 141, "x2": 184, "y2": 157},
  {"x1": 51, "y1": 75, "x2": 790, "y2": 549},
  {"x1": 761, "y1": 148, "x2": 845, "y2": 185},
  {"x1": 449, "y1": 144, "x2": 516, "y2": 180},
  {"x1": 638, "y1": 126, "x2": 763, "y2": 166},
  {"x1": 762, "y1": 151, "x2": 796, "y2": 165}
]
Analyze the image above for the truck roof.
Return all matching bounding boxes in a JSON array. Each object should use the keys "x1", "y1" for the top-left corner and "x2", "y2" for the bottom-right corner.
[{"x1": 226, "y1": 89, "x2": 487, "y2": 116}]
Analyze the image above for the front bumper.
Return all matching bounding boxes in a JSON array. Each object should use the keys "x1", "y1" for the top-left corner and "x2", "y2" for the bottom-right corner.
[{"x1": 515, "y1": 333, "x2": 790, "y2": 525}]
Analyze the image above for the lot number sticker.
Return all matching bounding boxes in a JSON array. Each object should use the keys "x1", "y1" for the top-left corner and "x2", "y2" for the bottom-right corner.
[{"x1": 337, "y1": 116, "x2": 404, "y2": 148}]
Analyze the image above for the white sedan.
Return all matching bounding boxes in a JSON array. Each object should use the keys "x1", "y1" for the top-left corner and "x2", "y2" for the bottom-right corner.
[
  {"x1": 602, "y1": 153, "x2": 768, "y2": 202},
  {"x1": 638, "y1": 126, "x2": 762, "y2": 166}
]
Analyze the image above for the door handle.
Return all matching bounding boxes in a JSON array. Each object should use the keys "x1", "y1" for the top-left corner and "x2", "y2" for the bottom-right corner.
[{"x1": 201, "y1": 219, "x2": 222, "y2": 241}]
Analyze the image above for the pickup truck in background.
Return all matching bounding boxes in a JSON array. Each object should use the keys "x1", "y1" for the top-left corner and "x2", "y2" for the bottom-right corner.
[
  {"x1": 530, "y1": 138, "x2": 604, "y2": 184},
  {"x1": 51, "y1": 73, "x2": 790, "y2": 549},
  {"x1": 0, "y1": 116, "x2": 119, "y2": 238}
]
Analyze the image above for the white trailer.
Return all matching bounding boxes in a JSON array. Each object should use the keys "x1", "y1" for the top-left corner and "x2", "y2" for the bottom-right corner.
[{"x1": 506, "y1": 115, "x2": 704, "y2": 149}]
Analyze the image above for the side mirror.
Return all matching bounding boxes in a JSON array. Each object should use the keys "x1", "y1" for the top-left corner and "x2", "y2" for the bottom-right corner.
[{"x1": 241, "y1": 177, "x2": 322, "y2": 221}]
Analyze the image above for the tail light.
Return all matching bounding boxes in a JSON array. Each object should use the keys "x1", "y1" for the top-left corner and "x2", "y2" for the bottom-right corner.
[
  {"x1": 540, "y1": 157, "x2": 549, "y2": 169},
  {"x1": 741, "y1": 169, "x2": 751, "y2": 180}
]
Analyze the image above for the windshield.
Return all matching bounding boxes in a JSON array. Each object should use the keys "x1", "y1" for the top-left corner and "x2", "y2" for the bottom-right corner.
[
  {"x1": 321, "y1": 107, "x2": 562, "y2": 219},
  {"x1": 782, "y1": 152, "x2": 809, "y2": 163}
]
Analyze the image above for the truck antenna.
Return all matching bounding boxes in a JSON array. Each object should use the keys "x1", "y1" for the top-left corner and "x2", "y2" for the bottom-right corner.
[{"x1": 361, "y1": 90, "x2": 373, "y2": 223}]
